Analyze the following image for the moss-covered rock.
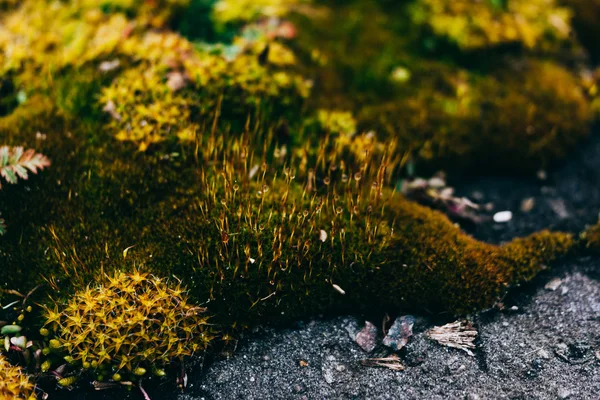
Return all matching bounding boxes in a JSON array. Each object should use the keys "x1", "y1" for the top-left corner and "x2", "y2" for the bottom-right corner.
[{"x1": 289, "y1": 1, "x2": 593, "y2": 173}]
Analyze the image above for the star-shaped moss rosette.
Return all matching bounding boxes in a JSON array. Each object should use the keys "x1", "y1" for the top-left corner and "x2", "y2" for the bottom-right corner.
[
  {"x1": 42, "y1": 271, "x2": 212, "y2": 382},
  {"x1": 0, "y1": 354, "x2": 35, "y2": 400}
]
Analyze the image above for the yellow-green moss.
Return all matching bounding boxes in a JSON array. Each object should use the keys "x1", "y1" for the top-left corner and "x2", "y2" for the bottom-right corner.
[
  {"x1": 410, "y1": 0, "x2": 573, "y2": 51},
  {"x1": 42, "y1": 270, "x2": 210, "y2": 380},
  {"x1": 358, "y1": 59, "x2": 592, "y2": 172},
  {"x1": 0, "y1": 354, "x2": 35, "y2": 400},
  {"x1": 288, "y1": 1, "x2": 592, "y2": 173}
]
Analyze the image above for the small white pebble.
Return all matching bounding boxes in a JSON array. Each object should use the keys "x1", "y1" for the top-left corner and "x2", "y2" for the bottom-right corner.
[{"x1": 493, "y1": 211, "x2": 513, "y2": 223}]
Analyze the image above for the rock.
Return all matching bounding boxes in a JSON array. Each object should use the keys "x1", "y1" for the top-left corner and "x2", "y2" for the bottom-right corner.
[
  {"x1": 549, "y1": 198, "x2": 569, "y2": 219},
  {"x1": 520, "y1": 197, "x2": 535, "y2": 213},
  {"x1": 355, "y1": 321, "x2": 378, "y2": 352},
  {"x1": 493, "y1": 211, "x2": 512, "y2": 223},
  {"x1": 537, "y1": 349, "x2": 551, "y2": 359},
  {"x1": 383, "y1": 315, "x2": 416, "y2": 351},
  {"x1": 545, "y1": 278, "x2": 562, "y2": 291},
  {"x1": 557, "y1": 388, "x2": 572, "y2": 399}
]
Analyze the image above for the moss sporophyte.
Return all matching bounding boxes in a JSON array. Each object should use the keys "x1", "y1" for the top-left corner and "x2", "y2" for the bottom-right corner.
[{"x1": 0, "y1": 0, "x2": 598, "y2": 396}]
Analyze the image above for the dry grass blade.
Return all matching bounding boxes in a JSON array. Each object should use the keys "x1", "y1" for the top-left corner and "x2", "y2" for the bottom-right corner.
[
  {"x1": 361, "y1": 354, "x2": 405, "y2": 371},
  {"x1": 426, "y1": 320, "x2": 478, "y2": 356}
]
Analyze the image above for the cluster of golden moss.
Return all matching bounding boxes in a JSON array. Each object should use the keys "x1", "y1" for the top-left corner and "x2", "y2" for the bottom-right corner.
[
  {"x1": 212, "y1": 0, "x2": 307, "y2": 25},
  {"x1": 0, "y1": 354, "x2": 35, "y2": 400},
  {"x1": 99, "y1": 30, "x2": 311, "y2": 150},
  {"x1": 409, "y1": 0, "x2": 573, "y2": 50},
  {"x1": 42, "y1": 270, "x2": 210, "y2": 381},
  {"x1": 0, "y1": 0, "x2": 311, "y2": 150}
]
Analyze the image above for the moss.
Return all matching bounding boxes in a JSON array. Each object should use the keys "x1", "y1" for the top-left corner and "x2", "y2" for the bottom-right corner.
[
  {"x1": 42, "y1": 270, "x2": 211, "y2": 380},
  {"x1": 0, "y1": 115, "x2": 576, "y2": 329},
  {"x1": 0, "y1": 354, "x2": 35, "y2": 400},
  {"x1": 360, "y1": 60, "x2": 592, "y2": 173},
  {"x1": 409, "y1": 0, "x2": 573, "y2": 51}
]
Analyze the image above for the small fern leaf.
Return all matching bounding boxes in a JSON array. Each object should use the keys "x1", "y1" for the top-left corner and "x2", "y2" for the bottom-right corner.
[
  {"x1": 0, "y1": 146, "x2": 50, "y2": 189},
  {"x1": 0, "y1": 214, "x2": 5, "y2": 236}
]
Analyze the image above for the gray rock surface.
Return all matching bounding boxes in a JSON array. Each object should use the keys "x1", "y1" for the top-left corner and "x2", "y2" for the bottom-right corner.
[{"x1": 179, "y1": 259, "x2": 600, "y2": 400}]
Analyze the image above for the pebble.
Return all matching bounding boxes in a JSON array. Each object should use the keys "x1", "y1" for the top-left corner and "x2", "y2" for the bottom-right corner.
[
  {"x1": 545, "y1": 278, "x2": 562, "y2": 291},
  {"x1": 383, "y1": 315, "x2": 416, "y2": 351},
  {"x1": 557, "y1": 388, "x2": 572, "y2": 399},
  {"x1": 520, "y1": 197, "x2": 535, "y2": 213},
  {"x1": 493, "y1": 211, "x2": 512, "y2": 223},
  {"x1": 355, "y1": 321, "x2": 378, "y2": 353}
]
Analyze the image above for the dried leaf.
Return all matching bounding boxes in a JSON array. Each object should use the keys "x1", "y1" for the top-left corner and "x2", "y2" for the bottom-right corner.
[{"x1": 426, "y1": 320, "x2": 477, "y2": 356}]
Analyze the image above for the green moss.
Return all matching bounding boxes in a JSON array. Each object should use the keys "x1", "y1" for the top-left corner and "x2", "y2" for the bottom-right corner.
[
  {"x1": 0, "y1": 115, "x2": 577, "y2": 328},
  {"x1": 360, "y1": 60, "x2": 592, "y2": 172}
]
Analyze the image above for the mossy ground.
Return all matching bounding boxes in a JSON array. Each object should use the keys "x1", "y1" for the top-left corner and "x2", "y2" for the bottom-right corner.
[{"x1": 0, "y1": 0, "x2": 598, "y2": 394}]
